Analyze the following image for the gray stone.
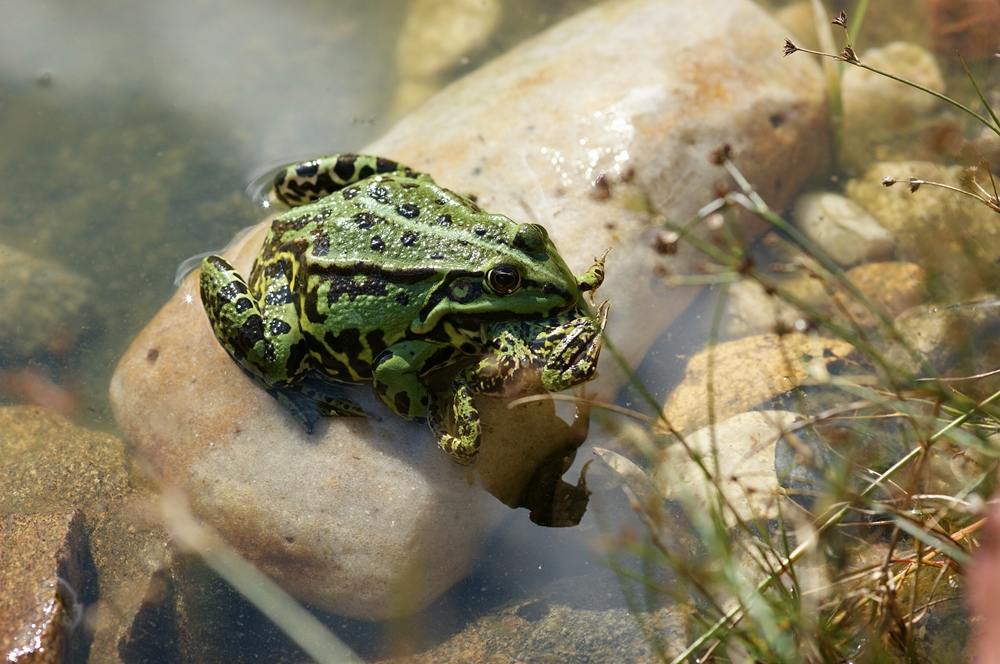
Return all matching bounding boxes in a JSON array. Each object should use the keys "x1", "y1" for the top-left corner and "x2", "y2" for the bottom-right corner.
[
  {"x1": 792, "y1": 191, "x2": 894, "y2": 266},
  {"x1": 0, "y1": 242, "x2": 97, "y2": 362}
]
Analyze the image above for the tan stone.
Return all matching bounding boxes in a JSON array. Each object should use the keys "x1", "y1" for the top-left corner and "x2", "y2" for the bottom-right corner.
[
  {"x1": 0, "y1": 510, "x2": 87, "y2": 664},
  {"x1": 660, "y1": 333, "x2": 857, "y2": 435}
]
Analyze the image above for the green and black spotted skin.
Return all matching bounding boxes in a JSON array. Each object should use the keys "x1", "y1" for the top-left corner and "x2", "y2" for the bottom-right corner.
[{"x1": 200, "y1": 154, "x2": 608, "y2": 463}]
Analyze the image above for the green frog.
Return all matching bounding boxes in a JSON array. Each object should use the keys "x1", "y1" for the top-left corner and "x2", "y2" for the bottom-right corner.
[{"x1": 200, "y1": 154, "x2": 609, "y2": 463}]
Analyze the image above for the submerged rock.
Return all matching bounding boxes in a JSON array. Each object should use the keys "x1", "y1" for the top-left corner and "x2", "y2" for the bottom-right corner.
[
  {"x1": 656, "y1": 410, "x2": 800, "y2": 525},
  {"x1": 0, "y1": 510, "x2": 90, "y2": 664},
  {"x1": 111, "y1": 0, "x2": 827, "y2": 619},
  {"x1": 660, "y1": 333, "x2": 858, "y2": 435},
  {"x1": 0, "y1": 242, "x2": 97, "y2": 362},
  {"x1": 846, "y1": 160, "x2": 1000, "y2": 297},
  {"x1": 0, "y1": 406, "x2": 169, "y2": 664},
  {"x1": 840, "y1": 42, "x2": 946, "y2": 172},
  {"x1": 792, "y1": 191, "x2": 894, "y2": 266}
]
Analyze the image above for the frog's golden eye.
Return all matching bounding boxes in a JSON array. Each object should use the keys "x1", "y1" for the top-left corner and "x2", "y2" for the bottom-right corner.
[{"x1": 487, "y1": 265, "x2": 521, "y2": 294}]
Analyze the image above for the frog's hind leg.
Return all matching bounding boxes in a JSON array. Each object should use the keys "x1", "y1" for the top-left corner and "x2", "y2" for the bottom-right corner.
[
  {"x1": 270, "y1": 154, "x2": 429, "y2": 207},
  {"x1": 200, "y1": 254, "x2": 364, "y2": 430}
]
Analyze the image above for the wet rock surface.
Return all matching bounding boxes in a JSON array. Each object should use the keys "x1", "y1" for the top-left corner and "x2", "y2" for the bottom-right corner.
[
  {"x1": 0, "y1": 406, "x2": 169, "y2": 664},
  {"x1": 659, "y1": 332, "x2": 859, "y2": 435},
  {"x1": 0, "y1": 242, "x2": 97, "y2": 362},
  {"x1": 0, "y1": 510, "x2": 91, "y2": 664},
  {"x1": 111, "y1": 0, "x2": 827, "y2": 619},
  {"x1": 846, "y1": 160, "x2": 1000, "y2": 296},
  {"x1": 839, "y1": 42, "x2": 946, "y2": 172},
  {"x1": 792, "y1": 191, "x2": 894, "y2": 266},
  {"x1": 657, "y1": 410, "x2": 800, "y2": 525}
]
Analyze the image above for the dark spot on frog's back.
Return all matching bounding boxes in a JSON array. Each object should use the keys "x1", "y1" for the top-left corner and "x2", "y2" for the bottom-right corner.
[
  {"x1": 265, "y1": 285, "x2": 294, "y2": 306},
  {"x1": 238, "y1": 315, "x2": 264, "y2": 353},
  {"x1": 370, "y1": 235, "x2": 385, "y2": 252},
  {"x1": 312, "y1": 234, "x2": 330, "y2": 257},
  {"x1": 269, "y1": 319, "x2": 292, "y2": 336},
  {"x1": 397, "y1": 203, "x2": 421, "y2": 218},
  {"x1": 401, "y1": 230, "x2": 419, "y2": 247},
  {"x1": 367, "y1": 184, "x2": 389, "y2": 204},
  {"x1": 342, "y1": 186, "x2": 360, "y2": 200},
  {"x1": 353, "y1": 212, "x2": 383, "y2": 229},
  {"x1": 436, "y1": 214, "x2": 452, "y2": 226},
  {"x1": 334, "y1": 155, "x2": 357, "y2": 181},
  {"x1": 395, "y1": 291, "x2": 410, "y2": 306},
  {"x1": 326, "y1": 272, "x2": 389, "y2": 304},
  {"x1": 217, "y1": 281, "x2": 247, "y2": 303},
  {"x1": 375, "y1": 156, "x2": 400, "y2": 173},
  {"x1": 272, "y1": 213, "x2": 310, "y2": 235}
]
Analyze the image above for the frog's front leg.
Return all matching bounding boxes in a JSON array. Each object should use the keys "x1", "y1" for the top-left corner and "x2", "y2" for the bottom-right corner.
[
  {"x1": 371, "y1": 339, "x2": 463, "y2": 420},
  {"x1": 270, "y1": 154, "x2": 430, "y2": 207},
  {"x1": 576, "y1": 248, "x2": 611, "y2": 302},
  {"x1": 428, "y1": 385, "x2": 481, "y2": 465},
  {"x1": 200, "y1": 255, "x2": 364, "y2": 431}
]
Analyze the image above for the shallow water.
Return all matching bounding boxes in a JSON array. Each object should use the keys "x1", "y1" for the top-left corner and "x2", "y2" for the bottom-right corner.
[{"x1": 0, "y1": 0, "x2": 992, "y2": 660}]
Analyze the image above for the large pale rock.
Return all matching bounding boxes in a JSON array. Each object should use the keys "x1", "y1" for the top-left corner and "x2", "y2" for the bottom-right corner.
[{"x1": 111, "y1": 0, "x2": 827, "y2": 619}]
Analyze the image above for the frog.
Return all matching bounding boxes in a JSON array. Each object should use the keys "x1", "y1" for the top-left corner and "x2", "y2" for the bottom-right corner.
[{"x1": 199, "y1": 153, "x2": 609, "y2": 463}]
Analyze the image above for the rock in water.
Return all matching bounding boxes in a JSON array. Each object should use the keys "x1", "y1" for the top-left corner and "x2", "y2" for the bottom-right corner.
[{"x1": 111, "y1": 0, "x2": 826, "y2": 619}]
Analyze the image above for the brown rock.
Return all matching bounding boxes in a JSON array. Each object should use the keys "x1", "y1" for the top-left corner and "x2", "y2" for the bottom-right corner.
[
  {"x1": 0, "y1": 510, "x2": 90, "y2": 664},
  {"x1": 834, "y1": 261, "x2": 928, "y2": 328},
  {"x1": 0, "y1": 407, "x2": 170, "y2": 664}
]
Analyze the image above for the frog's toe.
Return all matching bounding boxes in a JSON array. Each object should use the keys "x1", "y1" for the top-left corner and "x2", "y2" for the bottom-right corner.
[{"x1": 271, "y1": 389, "x2": 325, "y2": 434}]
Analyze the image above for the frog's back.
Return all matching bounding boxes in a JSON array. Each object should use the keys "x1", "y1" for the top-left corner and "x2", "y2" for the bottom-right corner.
[{"x1": 259, "y1": 174, "x2": 521, "y2": 278}]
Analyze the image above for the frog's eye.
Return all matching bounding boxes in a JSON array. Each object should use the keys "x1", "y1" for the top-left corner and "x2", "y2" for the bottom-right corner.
[{"x1": 487, "y1": 265, "x2": 521, "y2": 294}]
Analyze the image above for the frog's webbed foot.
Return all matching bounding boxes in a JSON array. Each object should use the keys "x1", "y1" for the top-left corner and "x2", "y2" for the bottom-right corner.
[
  {"x1": 539, "y1": 300, "x2": 610, "y2": 392},
  {"x1": 428, "y1": 386, "x2": 480, "y2": 465},
  {"x1": 269, "y1": 154, "x2": 430, "y2": 208},
  {"x1": 576, "y1": 248, "x2": 611, "y2": 303},
  {"x1": 269, "y1": 377, "x2": 366, "y2": 433}
]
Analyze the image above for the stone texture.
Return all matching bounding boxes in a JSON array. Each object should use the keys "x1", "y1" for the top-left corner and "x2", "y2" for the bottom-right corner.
[
  {"x1": 111, "y1": 0, "x2": 827, "y2": 619},
  {"x1": 659, "y1": 333, "x2": 858, "y2": 435},
  {"x1": 379, "y1": 601, "x2": 686, "y2": 664},
  {"x1": 846, "y1": 161, "x2": 1000, "y2": 298},
  {"x1": 887, "y1": 296, "x2": 1000, "y2": 400},
  {"x1": 0, "y1": 510, "x2": 90, "y2": 664},
  {"x1": 656, "y1": 410, "x2": 800, "y2": 525},
  {"x1": 792, "y1": 191, "x2": 894, "y2": 266},
  {"x1": 0, "y1": 406, "x2": 170, "y2": 664},
  {"x1": 834, "y1": 261, "x2": 928, "y2": 329},
  {"x1": 840, "y1": 42, "x2": 946, "y2": 173},
  {"x1": 0, "y1": 242, "x2": 97, "y2": 362}
]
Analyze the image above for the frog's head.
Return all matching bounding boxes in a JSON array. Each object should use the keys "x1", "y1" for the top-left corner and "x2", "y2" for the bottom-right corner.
[{"x1": 412, "y1": 222, "x2": 589, "y2": 334}]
